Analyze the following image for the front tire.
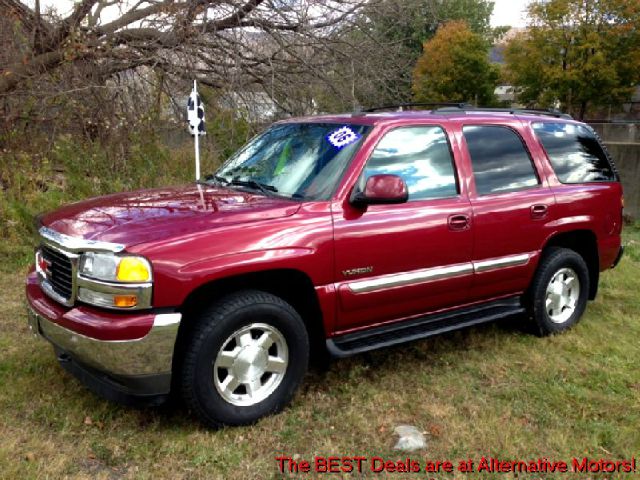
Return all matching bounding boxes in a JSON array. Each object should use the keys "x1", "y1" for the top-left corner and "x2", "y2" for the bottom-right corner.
[
  {"x1": 181, "y1": 290, "x2": 309, "y2": 427},
  {"x1": 528, "y1": 247, "x2": 590, "y2": 336}
]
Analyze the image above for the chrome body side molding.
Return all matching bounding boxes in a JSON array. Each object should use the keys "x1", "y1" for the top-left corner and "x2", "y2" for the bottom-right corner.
[
  {"x1": 347, "y1": 263, "x2": 473, "y2": 293},
  {"x1": 346, "y1": 253, "x2": 534, "y2": 294},
  {"x1": 473, "y1": 253, "x2": 531, "y2": 273}
]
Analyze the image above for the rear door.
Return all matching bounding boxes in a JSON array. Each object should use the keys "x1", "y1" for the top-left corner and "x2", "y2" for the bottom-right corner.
[
  {"x1": 332, "y1": 124, "x2": 474, "y2": 332},
  {"x1": 460, "y1": 122, "x2": 557, "y2": 301}
]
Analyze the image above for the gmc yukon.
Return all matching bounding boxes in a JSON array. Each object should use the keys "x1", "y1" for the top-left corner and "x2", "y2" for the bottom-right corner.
[{"x1": 26, "y1": 107, "x2": 624, "y2": 427}]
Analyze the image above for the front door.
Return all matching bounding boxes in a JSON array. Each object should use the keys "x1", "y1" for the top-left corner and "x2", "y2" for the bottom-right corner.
[{"x1": 332, "y1": 125, "x2": 474, "y2": 332}]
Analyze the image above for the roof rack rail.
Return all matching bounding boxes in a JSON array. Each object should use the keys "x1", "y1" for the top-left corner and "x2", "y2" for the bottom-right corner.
[
  {"x1": 363, "y1": 102, "x2": 471, "y2": 112},
  {"x1": 434, "y1": 105, "x2": 573, "y2": 119},
  {"x1": 517, "y1": 108, "x2": 573, "y2": 119},
  {"x1": 361, "y1": 103, "x2": 573, "y2": 119}
]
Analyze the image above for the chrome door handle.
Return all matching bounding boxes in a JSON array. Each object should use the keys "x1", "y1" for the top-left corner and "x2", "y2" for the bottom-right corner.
[
  {"x1": 448, "y1": 214, "x2": 470, "y2": 231},
  {"x1": 531, "y1": 204, "x2": 548, "y2": 219}
]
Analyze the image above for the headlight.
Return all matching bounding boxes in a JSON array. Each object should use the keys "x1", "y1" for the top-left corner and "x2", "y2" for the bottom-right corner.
[
  {"x1": 79, "y1": 252, "x2": 152, "y2": 283},
  {"x1": 77, "y1": 252, "x2": 153, "y2": 310},
  {"x1": 117, "y1": 257, "x2": 152, "y2": 282},
  {"x1": 79, "y1": 253, "x2": 118, "y2": 281}
]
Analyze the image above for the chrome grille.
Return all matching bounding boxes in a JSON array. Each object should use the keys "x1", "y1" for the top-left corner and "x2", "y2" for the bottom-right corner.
[
  {"x1": 41, "y1": 245, "x2": 74, "y2": 301},
  {"x1": 36, "y1": 226, "x2": 127, "y2": 308}
]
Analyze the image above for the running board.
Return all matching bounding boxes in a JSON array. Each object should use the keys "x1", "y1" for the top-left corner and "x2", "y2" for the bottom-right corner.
[{"x1": 326, "y1": 297, "x2": 525, "y2": 358}]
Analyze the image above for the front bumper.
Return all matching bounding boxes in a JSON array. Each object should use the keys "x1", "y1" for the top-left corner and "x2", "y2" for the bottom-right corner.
[{"x1": 26, "y1": 272, "x2": 181, "y2": 404}]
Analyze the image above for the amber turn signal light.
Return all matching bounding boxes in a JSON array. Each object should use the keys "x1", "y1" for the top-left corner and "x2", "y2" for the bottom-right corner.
[{"x1": 113, "y1": 295, "x2": 138, "y2": 308}]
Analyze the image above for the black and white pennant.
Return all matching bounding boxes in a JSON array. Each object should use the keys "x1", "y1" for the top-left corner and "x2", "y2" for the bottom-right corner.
[{"x1": 187, "y1": 83, "x2": 206, "y2": 136}]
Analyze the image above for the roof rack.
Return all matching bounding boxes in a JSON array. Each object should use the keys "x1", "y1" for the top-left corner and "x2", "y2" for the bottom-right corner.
[
  {"x1": 434, "y1": 106, "x2": 573, "y2": 119},
  {"x1": 361, "y1": 102, "x2": 573, "y2": 119},
  {"x1": 363, "y1": 102, "x2": 471, "y2": 112}
]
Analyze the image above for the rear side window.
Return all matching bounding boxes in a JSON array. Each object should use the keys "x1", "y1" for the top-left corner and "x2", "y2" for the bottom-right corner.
[
  {"x1": 532, "y1": 122, "x2": 617, "y2": 183},
  {"x1": 362, "y1": 126, "x2": 458, "y2": 201},
  {"x1": 463, "y1": 125, "x2": 539, "y2": 195}
]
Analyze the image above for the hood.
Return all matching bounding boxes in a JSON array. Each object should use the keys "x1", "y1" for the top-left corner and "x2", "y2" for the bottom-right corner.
[{"x1": 39, "y1": 184, "x2": 301, "y2": 247}]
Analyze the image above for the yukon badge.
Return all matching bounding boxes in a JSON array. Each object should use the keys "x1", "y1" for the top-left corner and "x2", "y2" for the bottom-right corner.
[{"x1": 342, "y1": 266, "x2": 373, "y2": 277}]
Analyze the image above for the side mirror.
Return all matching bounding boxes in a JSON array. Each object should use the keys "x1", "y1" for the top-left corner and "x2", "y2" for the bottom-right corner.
[{"x1": 351, "y1": 174, "x2": 409, "y2": 206}]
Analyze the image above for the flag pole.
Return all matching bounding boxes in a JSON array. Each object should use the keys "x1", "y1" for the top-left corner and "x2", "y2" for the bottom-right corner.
[{"x1": 193, "y1": 80, "x2": 201, "y2": 181}]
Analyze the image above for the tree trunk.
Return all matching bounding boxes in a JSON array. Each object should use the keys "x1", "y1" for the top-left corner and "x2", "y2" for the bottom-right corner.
[{"x1": 578, "y1": 100, "x2": 588, "y2": 120}]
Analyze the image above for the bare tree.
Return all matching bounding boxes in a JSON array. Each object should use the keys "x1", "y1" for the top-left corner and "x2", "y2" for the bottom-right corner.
[
  {"x1": 0, "y1": 0, "x2": 367, "y2": 96},
  {"x1": 1, "y1": 0, "x2": 499, "y2": 141}
]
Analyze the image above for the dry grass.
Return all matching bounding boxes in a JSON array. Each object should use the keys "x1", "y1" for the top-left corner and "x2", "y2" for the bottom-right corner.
[{"x1": 0, "y1": 228, "x2": 638, "y2": 479}]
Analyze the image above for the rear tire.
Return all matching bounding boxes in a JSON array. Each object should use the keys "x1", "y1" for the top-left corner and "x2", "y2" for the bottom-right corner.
[
  {"x1": 527, "y1": 247, "x2": 590, "y2": 336},
  {"x1": 181, "y1": 290, "x2": 309, "y2": 427}
]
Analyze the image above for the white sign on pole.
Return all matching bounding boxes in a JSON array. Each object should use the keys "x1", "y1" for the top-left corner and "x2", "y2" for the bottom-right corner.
[{"x1": 187, "y1": 80, "x2": 205, "y2": 180}]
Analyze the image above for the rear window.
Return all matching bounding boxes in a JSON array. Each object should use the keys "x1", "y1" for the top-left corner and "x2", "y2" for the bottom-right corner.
[{"x1": 532, "y1": 122, "x2": 617, "y2": 183}]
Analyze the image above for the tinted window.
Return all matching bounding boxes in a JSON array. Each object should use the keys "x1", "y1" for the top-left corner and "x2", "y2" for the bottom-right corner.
[
  {"x1": 463, "y1": 125, "x2": 539, "y2": 195},
  {"x1": 362, "y1": 126, "x2": 458, "y2": 201},
  {"x1": 532, "y1": 122, "x2": 616, "y2": 183}
]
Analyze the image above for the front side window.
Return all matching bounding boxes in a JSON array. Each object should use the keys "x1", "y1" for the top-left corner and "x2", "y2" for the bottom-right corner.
[
  {"x1": 215, "y1": 122, "x2": 371, "y2": 200},
  {"x1": 463, "y1": 125, "x2": 539, "y2": 195},
  {"x1": 361, "y1": 126, "x2": 458, "y2": 201},
  {"x1": 532, "y1": 122, "x2": 617, "y2": 183}
]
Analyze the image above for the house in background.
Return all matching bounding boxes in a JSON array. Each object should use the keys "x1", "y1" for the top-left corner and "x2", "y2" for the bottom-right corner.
[{"x1": 494, "y1": 85, "x2": 516, "y2": 104}]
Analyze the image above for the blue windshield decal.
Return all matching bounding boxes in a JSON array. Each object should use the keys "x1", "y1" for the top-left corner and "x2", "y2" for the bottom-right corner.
[{"x1": 327, "y1": 126, "x2": 361, "y2": 148}]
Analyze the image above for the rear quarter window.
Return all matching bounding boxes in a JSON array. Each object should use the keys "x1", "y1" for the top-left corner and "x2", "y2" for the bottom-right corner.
[{"x1": 532, "y1": 122, "x2": 617, "y2": 183}]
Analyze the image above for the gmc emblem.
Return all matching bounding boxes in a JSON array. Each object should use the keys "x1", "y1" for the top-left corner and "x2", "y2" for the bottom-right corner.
[{"x1": 37, "y1": 252, "x2": 51, "y2": 276}]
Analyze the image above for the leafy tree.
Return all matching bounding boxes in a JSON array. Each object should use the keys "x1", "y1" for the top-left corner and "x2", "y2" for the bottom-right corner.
[
  {"x1": 412, "y1": 21, "x2": 499, "y2": 104},
  {"x1": 341, "y1": 0, "x2": 498, "y2": 107},
  {"x1": 365, "y1": 0, "x2": 496, "y2": 56},
  {"x1": 503, "y1": 0, "x2": 640, "y2": 119}
]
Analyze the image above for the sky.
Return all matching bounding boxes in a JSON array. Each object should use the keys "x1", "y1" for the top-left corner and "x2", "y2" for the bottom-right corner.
[{"x1": 491, "y1": 0, "x2": 531, "y2": 27}]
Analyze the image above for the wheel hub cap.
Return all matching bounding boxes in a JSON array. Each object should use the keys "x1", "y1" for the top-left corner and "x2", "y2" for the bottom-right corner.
[
  {"x1": 234, "y1": 346, "x2": 268, "y2": 382},
  {"x1": 545, "y1": 267, "x2": 580, "y2": 324},
  {"x1": 213, "y1": 323, "x2": 288, "y2": 406}
]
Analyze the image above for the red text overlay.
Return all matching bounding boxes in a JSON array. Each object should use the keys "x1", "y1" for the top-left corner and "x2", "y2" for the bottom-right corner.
[{"x1": 274, "y1": 456, "x2": 636, "y2": 476}]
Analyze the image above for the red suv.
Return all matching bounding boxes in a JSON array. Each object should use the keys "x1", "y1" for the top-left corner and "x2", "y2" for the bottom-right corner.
[{"x1": 26, "y1": 106, "x2": 624, "y2": 427}]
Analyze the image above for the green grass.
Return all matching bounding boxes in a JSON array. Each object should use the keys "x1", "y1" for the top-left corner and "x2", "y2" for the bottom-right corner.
[{"x1": 1, "y1": 228, "x2": 638, "y2": 479}]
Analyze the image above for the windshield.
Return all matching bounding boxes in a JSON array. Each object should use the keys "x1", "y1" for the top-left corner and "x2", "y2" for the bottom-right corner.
[{"x1": 213, "y1": 122, "x2": 371, "y2": 200}]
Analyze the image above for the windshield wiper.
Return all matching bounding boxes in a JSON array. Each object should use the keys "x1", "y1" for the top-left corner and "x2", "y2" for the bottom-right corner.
[
  {"x1": 229, "y1": 178, "x2": 279, "y2": 196},
  {"x1": 199, "y1": 174, "x2": 229, "y2": 185}
]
